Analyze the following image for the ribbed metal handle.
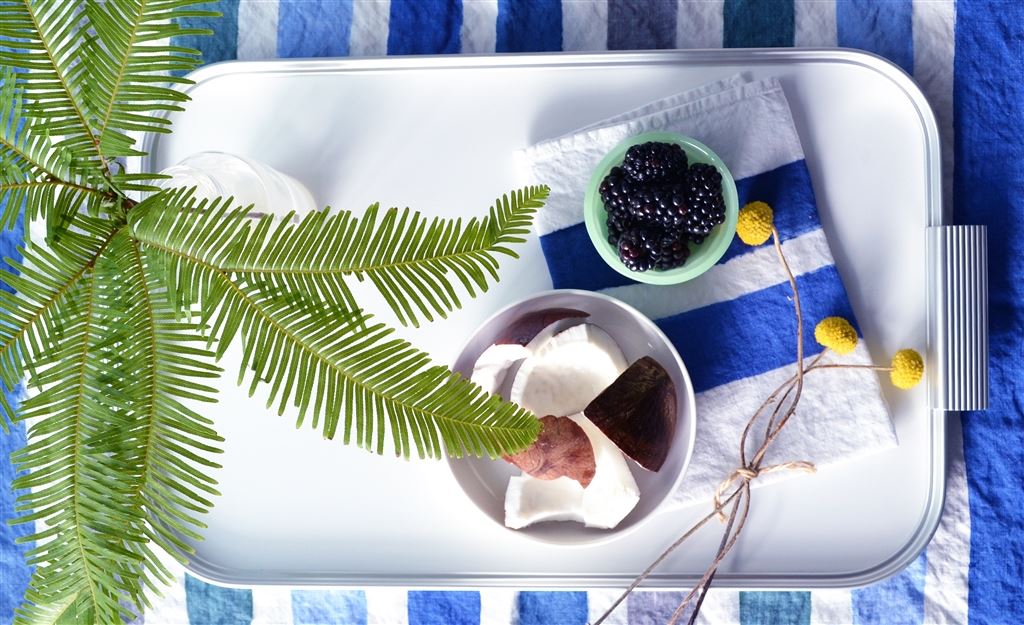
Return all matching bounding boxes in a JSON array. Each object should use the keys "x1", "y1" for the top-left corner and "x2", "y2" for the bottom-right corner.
[{"x1": 927, "y1": 226, "x2": 988, "y2": 410}]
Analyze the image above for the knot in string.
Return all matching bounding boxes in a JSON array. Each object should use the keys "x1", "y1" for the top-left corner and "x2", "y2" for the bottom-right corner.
[{"x1": 712, "y1": 461, "x2": 817, "y2": 521}]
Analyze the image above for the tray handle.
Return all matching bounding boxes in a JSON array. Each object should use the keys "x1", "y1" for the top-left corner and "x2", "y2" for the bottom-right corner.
[{"x1": 927, "y1": 226, "x2": 988, "y2": 411}]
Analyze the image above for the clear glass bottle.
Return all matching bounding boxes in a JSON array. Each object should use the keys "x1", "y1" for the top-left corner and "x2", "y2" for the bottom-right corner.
[{"x1": 155, "y1": 151, "x2": 318, "y2": 218}]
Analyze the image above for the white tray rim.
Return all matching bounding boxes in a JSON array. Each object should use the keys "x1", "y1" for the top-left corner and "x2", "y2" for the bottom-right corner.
[{"x1": 139, "y1": 47, "x2": 949, "y2": 590}]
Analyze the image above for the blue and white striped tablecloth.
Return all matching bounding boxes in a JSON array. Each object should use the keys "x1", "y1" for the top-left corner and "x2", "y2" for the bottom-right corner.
[{"x1": 2, "y1": 1, "x2": 1021, "y2": 624}]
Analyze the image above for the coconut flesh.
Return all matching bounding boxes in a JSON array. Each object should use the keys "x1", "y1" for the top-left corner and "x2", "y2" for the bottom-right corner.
[{"x1": 472, "y1": 321, "x2": 642, "y2": 530}]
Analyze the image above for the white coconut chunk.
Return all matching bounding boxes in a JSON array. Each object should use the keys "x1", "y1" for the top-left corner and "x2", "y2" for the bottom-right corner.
[
  {"x1": 503, "y1": 412, "x2": 640, "y2": 530},
  {"x1": 470, "y1": 344, "x2": 531, "y2": 395},
  {"x1": 509, "y1": 324, "x2": 628, "y2": 417},
  {"x1": 504, "y1": 475, "x2": 585, "y2": 529},
  {"x1": 569, "y1": 413, "x2": 640, "y2": 529}
]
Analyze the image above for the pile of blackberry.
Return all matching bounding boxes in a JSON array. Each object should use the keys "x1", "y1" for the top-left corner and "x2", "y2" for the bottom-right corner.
[{"x1": 600, "y1": 141, "x2": 726, "y2": 272}]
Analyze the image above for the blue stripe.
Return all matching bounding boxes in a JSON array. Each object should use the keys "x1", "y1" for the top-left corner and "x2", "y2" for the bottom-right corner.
[
  {"x1": 851, "y1": 551, "x2": 926, "y2": 624},
  {"x1": 184, "y1": 574, "x2": 253, "y2": 625},
  {"x1": 497, "y1": 0, "x2": 562, "y2": 52},
  {"x1": 739, "y1": 591, "x2": 811, "y2": 625},
  {"x1": 517, "y1": 591, "x2": 588, "y2": 625},
  {"x1": 0, "y1": 184, "x2": 29, "y2": 624},
  {"x1": 387, "y1": 0, "x2": 462, "y2": 55},
  {"x1": 278, "y1": 0, "x2": 353, "y2": 58},
  {"x1": 658, "y1": 264, "x2": 857, "y2": 393},
  {"x1": 172, "y1": 0, "x2": 240, "y2": 67},
  {"x1": 954, "y1": 1, "x2": 1024, "y2": 620},
  {"x1": 292, "y1": 589, "x2": 367, "y2": 625},
  {"x1": 408, "y1": 591, "x2": 480, "y2": 625},
  {"x1": 627, "y1": 591, "x2": 687, "y2": 623},
  {"x1": 540, "y1": 160, "x2": 821, "y2": 291},
  {"x1": 722, "y1": 159, "x2": 820, "y2": 263},
  {"x1": 836, "y1": 0, "x2": 914, "y2": 74},
  {"x1": 607, "y1": 0, "x2": 678, "y2": 50},
  {"x1": 724, "y1": 0, "x2": 794, "y2": 48},
  {"x1": 0, "y1": 392, "x2": 29, "y2": 625}
]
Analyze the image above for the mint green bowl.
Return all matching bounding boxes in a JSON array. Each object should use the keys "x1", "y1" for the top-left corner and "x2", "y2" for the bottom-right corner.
[{"x1": 583, "y1": 132, "x2": 738, "y2": 285}]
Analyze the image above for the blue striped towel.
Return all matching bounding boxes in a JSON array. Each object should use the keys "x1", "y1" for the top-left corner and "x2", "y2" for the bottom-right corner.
[{"x1": 524, "y1": 75, "x2": 897, "y2": 507}]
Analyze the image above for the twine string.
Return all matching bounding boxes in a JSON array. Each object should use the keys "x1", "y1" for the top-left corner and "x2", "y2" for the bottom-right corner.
[{"x1": 590, "y1": 225, "x2": 891, "y2": 625}]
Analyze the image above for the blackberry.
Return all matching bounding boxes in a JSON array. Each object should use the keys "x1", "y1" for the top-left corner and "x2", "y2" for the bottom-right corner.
[
  {"x1": 617, "y1": 227, "x2": 658, "y2": 272},
  {"x1": 599, "y1": 166, "x2": 636, "y2": 217},
  {"x1": 654, "y1": 233, "x2": 691, "y2": 271},
  {"x1": 622, "y1": 142, "x2": 688, "y2": 184},
  {"x1": 626, "y1": 183, "x2": 689, "y2": 229},
  {"x1": 683, "y1": 163, "x2": 726, "y2": 240}
]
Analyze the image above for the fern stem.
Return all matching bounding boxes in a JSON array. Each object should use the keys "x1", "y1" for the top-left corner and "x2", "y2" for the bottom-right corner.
[
  {"x1": 69, "y1": 272, "x2": 103, "y2": 615},
  {"x1": 0, "y1": 136, "x2": 60, "y2": 180}
]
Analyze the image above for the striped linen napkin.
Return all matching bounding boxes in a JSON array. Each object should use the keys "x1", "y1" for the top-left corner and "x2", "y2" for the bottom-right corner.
[{"x1": 523, "y1": 76, "x2": 897, "y2": 507}]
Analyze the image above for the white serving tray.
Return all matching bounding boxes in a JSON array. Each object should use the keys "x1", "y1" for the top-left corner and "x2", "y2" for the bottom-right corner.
[{"x1": 140, "y1": 49, "x2": 958, "y2": 589}]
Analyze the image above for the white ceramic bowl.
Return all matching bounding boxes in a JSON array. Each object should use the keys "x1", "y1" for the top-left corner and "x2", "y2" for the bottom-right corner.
[{"x1": 448, "y1": 290, "x2": 697, "y2": 546}]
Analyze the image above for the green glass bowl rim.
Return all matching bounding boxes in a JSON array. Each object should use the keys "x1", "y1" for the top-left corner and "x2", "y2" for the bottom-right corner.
[{"x1": 583, "y1": 131, "x2": 739, "y2": 285}]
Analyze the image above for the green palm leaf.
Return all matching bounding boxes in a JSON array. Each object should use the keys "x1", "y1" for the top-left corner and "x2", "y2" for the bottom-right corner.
[
  {"x1": 131, "y1": 185, "x2": 550, "y2": 326},
  {"x1": 83, "y1": 0, "x2": 215, "y2": 162},
  {"x1": 10, "y1": 230, "x2": 224, "y2": 624},
  {"x1": 130, "y1": 189, "x2": 542, "y2": 459},
  {"x1": 0, "y1": 213, "x2": 117, "y2": 428},
  {"x1": 0, "y1": 0, "x2": 106, "y2": 175},
  {"x1": 0, "y1": 68, "x2": 109, "y2": 231}
]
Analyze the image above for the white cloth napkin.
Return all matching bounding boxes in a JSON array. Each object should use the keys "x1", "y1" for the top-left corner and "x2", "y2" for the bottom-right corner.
[{"x1": 522, "y1": 76, "x2": 898, "y2": 507}]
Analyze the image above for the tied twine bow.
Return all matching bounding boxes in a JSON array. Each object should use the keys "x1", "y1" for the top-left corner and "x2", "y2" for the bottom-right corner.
[{"x1": 713, "y1": 461, "x2": 816, "y2": 521}]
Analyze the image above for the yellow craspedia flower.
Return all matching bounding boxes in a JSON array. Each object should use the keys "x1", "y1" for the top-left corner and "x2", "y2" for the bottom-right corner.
[
  {"x1": 814, "y1": 316, "x2": 858, "y2": 355},
  {"x1": 890, "y1": 349, "x2": 925, "y2": 390},
  {"x1": 736, "y1": 201, "x2": 774, "y2": 246}
]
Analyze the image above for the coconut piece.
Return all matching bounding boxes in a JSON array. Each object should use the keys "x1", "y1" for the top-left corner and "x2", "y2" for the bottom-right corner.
[
  {"x1": 503, "y1": 412, "x2": 640, "y2": 530},
  {"x1": 503, "y1": 415, "x2": 596, "y2": 487},
  {"x1": 569, "y1": 413, "x2": 641, "y2": 529},
  {"x1": 509, "y1": 324, "x2": 628, "y2": 417},
  {"x1": 504, "y1": 476, "x2": 585, "y2": 529},
  {"x1": 470, "y1": 344, "x2": 531, "y2": 395},
  {"x1": 497, "y1": 308, "x2": 589, "y2": 347},
  {"x1": 584, "y1": 356, "x2": 677, "y2": 472}
]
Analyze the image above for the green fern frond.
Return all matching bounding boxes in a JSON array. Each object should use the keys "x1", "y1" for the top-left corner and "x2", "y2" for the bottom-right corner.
[
  {"x1": 11, "y1": 230, "x2": 225, "y2": 624},
  {"x1": 129, "y1": 190, "x2": 541, "y2": 459},
  {"x1": 0, "y1": 0, "x2": 106, "y2": 174},
  {"x1": 129, "y1": 185, "x2": 549, "y2": 326},
  {"x1": 0, "y1": 214, "x2": 119, "y2": 423},
  {"x1": 11, "y1": 267, "x2": 145, "y2": 625},
  {"x1": 1, "y1": 68, "x2": 112, "y2": 231},
  {"x1": 83, "y1": 0, "x2": 215, "y2": 158}
]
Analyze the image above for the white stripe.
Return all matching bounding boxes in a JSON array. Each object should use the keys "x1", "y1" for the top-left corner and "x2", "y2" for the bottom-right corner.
[
  {"x1": 694, "y1": 589, "x2": 740, "y2": 625},
  {"x1": 141, "y1": 570, "x2": 190, "y2": 624},
  {"x1": 810, "y1": 589, "x2": 854, "y2": 625},
  {"x1": 588, "y1": 589, "x2": 629, "y2": 625},
  {"x1": 460, "y1": 0, "x2": 498, "y2": 53},
  {"x1": 562, "y1": 0, "x2": 608, "y2": 51},
  {"x1": 794, "y1": 0, "x2": 838, "y2": 48},
  {"x1": 923, "y1": 416, "x2": 970, "y2": 624},
  {"x1": 602, "y1": 229, "x2": 833, "y2": 321},
  {"x1": 365, "y1": 588, "x2": 408, "y2": 625},
  {"x1": 479, "y1": 589, "x2": 517, "y2": 625},
  {"x1": 350, "y1": 0, "x2": 391, "y2": 57},
  {"x1": 251, "y1": 587, "x2": 293, "y2": 624},
  {"x1": 912, "y1": 0, "x2": 955, "y2": 217},
  {"x1": 236, "y1": 0, "x2": 279, "y2": 60},
  {"x1": 676, "y1": 0, "x2": 724, "y2": 49}
]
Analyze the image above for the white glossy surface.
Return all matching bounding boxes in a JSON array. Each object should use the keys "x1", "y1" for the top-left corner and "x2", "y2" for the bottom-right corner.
[{"x1": 140, "y1": 50, "x2": 942, "y2": 588}]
